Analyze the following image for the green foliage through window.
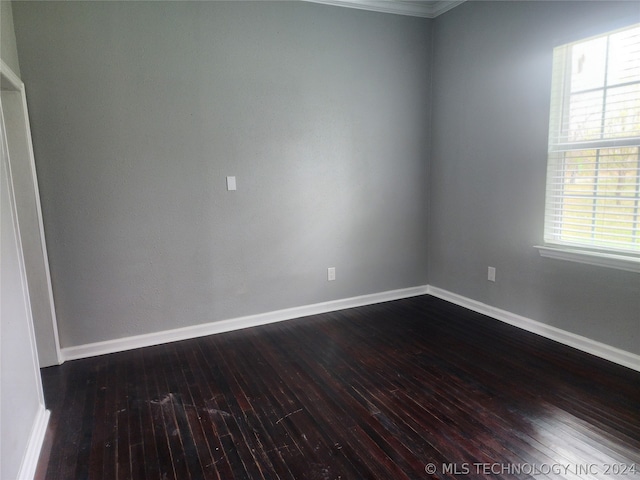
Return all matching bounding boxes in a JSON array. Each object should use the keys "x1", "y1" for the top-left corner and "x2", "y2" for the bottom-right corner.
[{"x1": 545, "y1": 24, "x2": 640, "y2": 255}]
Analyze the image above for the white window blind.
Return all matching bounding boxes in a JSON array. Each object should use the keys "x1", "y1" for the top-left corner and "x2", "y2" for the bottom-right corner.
[{"x1": 544, "y1": 23, "x2": 640, "y2": 256}]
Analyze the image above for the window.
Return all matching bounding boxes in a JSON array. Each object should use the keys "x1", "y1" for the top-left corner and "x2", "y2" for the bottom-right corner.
[{"x1": 544, "y1": 24, "x2": 640, "y2": 263}]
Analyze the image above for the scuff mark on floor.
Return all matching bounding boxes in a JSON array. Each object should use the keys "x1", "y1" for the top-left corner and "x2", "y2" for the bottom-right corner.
[
  {"x1": 275, "y1": 408, "x2": 303, "y2": 424},
  {"x1": 350, "y1": 386, "x2": 380, "y2": 415},
  {"x1": 205, "y1": 408, "x2": 231, "y2": 417},
  {"x1": 149, "y1": 393, "x2": 176, "y2": 406}
]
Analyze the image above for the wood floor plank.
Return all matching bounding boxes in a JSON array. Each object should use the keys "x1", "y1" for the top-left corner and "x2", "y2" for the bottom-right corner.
[
  {"x1": 238, "y1": 329, "x2": 372, "y2": 478},
  {"x1": 261, "y1": 328, "x2": 406, "y2": 479},
  {"x1": 115, "y1": 355, "x2": 132, "y2": 480},
  {"x1": 214, "y1": 336, "x2": 303, "y2": 479},
  {"x1": 37, "y1": 296, "x2": 640, "y2": 479},
  {"x1": 153, "y1": 349, "x2": 193, "y2": 480}
]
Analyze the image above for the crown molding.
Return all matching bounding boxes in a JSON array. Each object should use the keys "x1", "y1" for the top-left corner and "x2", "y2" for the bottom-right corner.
[
  {"x1": 427, "y1": 0, "x2": 465, "y2": 17},
  {"x1": 303, "y1": 0, "x2": 466, "y2": 18}
]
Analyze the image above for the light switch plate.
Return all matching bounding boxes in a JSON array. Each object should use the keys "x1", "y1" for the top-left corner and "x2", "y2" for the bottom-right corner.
[
  {"x1": 227, "y1": 176, "x2": 236, "y2": 191},
  {"x1": 488, "y1": 266, "x2": 496, "y2": 282},
  {"x1": 328, "y1": 267, "x2": 336, "y2": 281}
]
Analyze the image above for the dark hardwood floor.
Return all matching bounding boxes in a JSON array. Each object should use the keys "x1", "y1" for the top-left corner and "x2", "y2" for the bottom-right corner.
[{"x1": 35, "y1": 295, "x2": 640, "y2": 479}]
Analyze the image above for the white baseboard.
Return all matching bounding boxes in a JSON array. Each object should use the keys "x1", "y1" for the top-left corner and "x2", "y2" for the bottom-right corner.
[
  {"x1": 17, "y1": 406, "x2": 50, "y2": 480},
  {"x1": 61, "y1": 285, "x2": 429, "y2": 362},
  {"x1": 427, "y1": 285, "x2": 640, "y2": 373},
  {"x1": 60, "y1": 283, "x2": 639, "y2": 373}
]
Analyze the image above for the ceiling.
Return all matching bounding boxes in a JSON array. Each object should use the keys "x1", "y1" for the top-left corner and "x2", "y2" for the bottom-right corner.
[{"x1": 304, "y1": 0, "x2": 466, "y2": 18}]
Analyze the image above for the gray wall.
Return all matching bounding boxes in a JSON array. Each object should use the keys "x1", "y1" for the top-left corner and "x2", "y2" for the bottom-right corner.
[
  {"x1": 12, "y1": 1, "x2": 432, "y2": 348},
  {"x1": 430, "y1": 1, "x2": 640, "y2": 355},
  {"x1": 1, "y1": 0, "x2": 20, "y2": 75}
]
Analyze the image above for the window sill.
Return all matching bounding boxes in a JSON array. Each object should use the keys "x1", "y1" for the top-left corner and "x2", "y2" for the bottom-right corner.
[{"x1": 535, "y1": 245, "x2": 640, "y2": 273}]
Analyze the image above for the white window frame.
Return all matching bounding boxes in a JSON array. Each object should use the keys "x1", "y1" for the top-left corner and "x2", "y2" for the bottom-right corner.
[{"x1": 537, "y1": 23, "x2": 640, "y2": 273}]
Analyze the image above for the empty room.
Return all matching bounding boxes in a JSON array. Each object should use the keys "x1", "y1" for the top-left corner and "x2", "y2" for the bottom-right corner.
[{"x1": 1, "y1": 0, "x2": 639, "y2": 478}]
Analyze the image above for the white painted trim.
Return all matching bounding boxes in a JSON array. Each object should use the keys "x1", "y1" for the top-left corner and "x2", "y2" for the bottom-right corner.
[
  {"x1": 303, "y1": 0, "x2": 465, "y2": 18},
  {"x1": 61, "y1": 285, "x2": 429, "y2": 361},
  {"x1": 1, "y1": 84, "x2": 46, "y2": 402},
  {"x1": 429, "y1": 0, "x2": 466, "y2": 17},
  {"x1": 535, "y1": 245, "x2": 640, "y2": 273},
  {"x1": 0, "y1": 58, "x2": 22, "y2": 90},
  {"x1": 16, "y1": 407, "x2": 50, "y2": 480},
  {"x1": 1, "y1": 59, "x2": 63, "y2": 365},
  {"x1": 2, "y1": 91, "x2": 49, "y2": 479},
  {"x1": 20, "y1": 84, "x2": 63, "y2": 365},
  {"x1": 427, "y1": 285, "x2": 640, "y2": 373},
  {"x1": 61, "y1": 282, "x2": 639, "y2": 373}
]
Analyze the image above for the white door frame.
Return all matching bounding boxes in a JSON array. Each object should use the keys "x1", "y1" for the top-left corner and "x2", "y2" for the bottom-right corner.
[{"x1": 1, "y1": 59, "x2": 62, "y2": 366}]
